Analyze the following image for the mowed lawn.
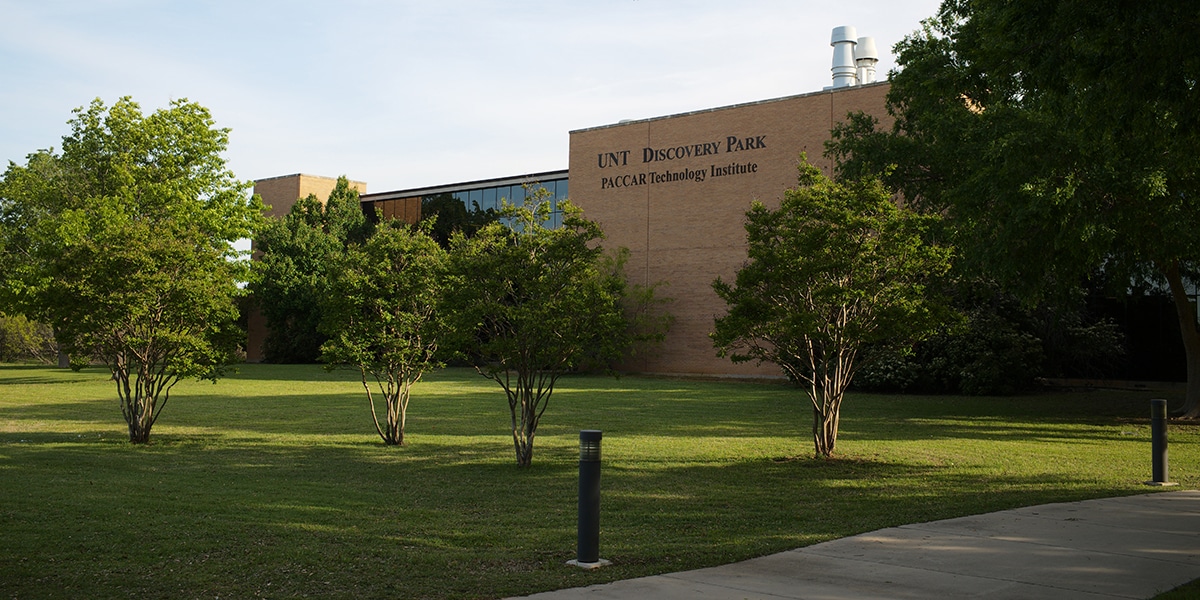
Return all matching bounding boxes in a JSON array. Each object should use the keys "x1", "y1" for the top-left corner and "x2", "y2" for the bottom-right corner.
[{"x1": 1, "y1": 363, "x2": 1196, "y2": 599}]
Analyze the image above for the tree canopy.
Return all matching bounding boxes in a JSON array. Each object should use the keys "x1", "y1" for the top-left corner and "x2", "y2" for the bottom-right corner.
[
  {"x1": 420, "y1": 192, "x2": 498, "y2": 248},
  {"x1": 712, "y1": 159, "x2": 951, "y2": 457},
  {"x1": 251, "y1": 177, "x2": 371, "y2": 363},
  {"x1": 0, "y1": 97, "x2": 262, "y2": 442},
  {"x1": 828, "y1": 0, "x2": 1200, "y2": 416}
]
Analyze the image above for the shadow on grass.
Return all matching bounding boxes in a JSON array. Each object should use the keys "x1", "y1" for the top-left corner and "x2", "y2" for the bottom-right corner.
[
  {"x1": 219, "y1": 363, "x2": 391, "y2": 383},
  {"x1": 0, "y1": 364, "x2": 110, "y2": 386},
  {"x1": 1, "y1": 431, "x2": 1132, "y2": 546},
  {"x1": 0, "y1": 419, "x2": 1165, "y2": 600},
  {"x1": 842, "y1": 415, "x2": 1153, "y2": 444},
  {"x1": 4, "y1": 389, "x2": 1179, "y2": 447},
  {"x1": 2, "y1": 363, "x2": 1190, "y2": 599},
  {"x1": 602, "y1": 455, "x2": 1141, "y2": 557}
]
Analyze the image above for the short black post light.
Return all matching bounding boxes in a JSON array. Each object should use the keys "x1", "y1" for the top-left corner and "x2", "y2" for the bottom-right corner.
[
  {"x1": 568, "y1": 430, "x2": 610, "y2": 569},
  {"x1": 1146, "y1": 399, "x2": 1179, "y2": 487}
]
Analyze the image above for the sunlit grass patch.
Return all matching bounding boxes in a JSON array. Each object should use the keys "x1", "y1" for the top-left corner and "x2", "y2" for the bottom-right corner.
[{"x1": 1, "y1": 363, "x2": 1195, "y2": 599}]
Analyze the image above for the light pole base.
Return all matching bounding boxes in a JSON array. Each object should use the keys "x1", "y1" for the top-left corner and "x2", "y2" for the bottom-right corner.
[
  {"x1": 1143, "y1": 480, "x2": 1180, "y2": 487},
  {"x1": 566, "y1": 558, "x2": 611, "y2": 570}
]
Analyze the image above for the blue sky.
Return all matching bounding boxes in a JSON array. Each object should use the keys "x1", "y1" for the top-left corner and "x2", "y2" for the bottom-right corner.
[{"x1": 1, "y1": 0, "x2": 942, "y2": 194}]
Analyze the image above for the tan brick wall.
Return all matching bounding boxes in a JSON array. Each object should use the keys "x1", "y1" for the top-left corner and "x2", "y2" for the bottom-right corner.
[
  {"x1": 569, "y1": 83, "x2": 891, "y2": 377},
  {"x1": 253, "y1": 175, "x2": 301, "y2": 219},
  {"x1": 253, "y1": 174, "x2": 368, "y2": 219}
]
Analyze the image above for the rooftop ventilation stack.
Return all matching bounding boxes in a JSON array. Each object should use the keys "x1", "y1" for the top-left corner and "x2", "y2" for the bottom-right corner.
[
  {"x1": 830, "y1": 26, "x2": 859, "y2": 88},
  {"x1": 855, "y1": 36, "x2": 879, "y2": 84}
]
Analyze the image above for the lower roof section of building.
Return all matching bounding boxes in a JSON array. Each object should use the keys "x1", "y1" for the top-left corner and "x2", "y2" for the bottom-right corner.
[{"x1": 360, "y1": 169, "x2": 569, "y2": 203}]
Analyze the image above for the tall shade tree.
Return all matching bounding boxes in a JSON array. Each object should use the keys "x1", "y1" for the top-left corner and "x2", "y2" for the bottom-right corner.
[
  {"x1": 0, "y1": 97, "x2": 262, "y2": 443},
  {"x1": 251, "y1": 177, "x2": 370, "y2": 363},
  {"x1": 827, "y1": 0, "x2": 1200, "y2": 417},
  {"x1": 320, "y1": 221, "x2": 447, "y2": 446},
  {"x1": 712, "y1": 160, "x2": 952, "y2": 457},
  {"x1": 449, "y1": 188, "x2": 629, "y2": 467}
]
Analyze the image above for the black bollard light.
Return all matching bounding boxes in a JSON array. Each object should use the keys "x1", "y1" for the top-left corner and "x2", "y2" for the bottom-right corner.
[
  {"x1": 1146, "y1": 399, "x2": 1179, "y2": 487},
  {"x1": 569, "y1": 430, "x2": 610, "y2": 568}
]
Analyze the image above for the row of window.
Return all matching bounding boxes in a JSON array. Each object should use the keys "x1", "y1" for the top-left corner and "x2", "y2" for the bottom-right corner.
[{"x1": 448, "y1": 179, "x2": 569, "y2": 227}]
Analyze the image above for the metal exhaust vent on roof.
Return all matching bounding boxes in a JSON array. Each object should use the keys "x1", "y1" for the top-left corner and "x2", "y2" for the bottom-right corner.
[
  {"x1": 830, "y1": 26, "x2": 878, "y2": 87},
  {"x1": 854, "y1": 36, "x2": 879, "y2": 84},
  {"x1": 830, "y1": 26, "x2": 858, "y2": 88}
]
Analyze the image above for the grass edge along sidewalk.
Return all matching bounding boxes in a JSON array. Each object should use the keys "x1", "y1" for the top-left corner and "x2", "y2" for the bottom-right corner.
[{"x1": 0, "y1": 363, "x2": 1196, "y2": 599}]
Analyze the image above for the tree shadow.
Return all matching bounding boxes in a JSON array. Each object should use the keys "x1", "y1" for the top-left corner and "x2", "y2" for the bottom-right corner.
[
  {"x1": 4, "y1": 364, "x2": 1194, "y2": 598},
  {"x1": 0, "y1": 416, "x2": 1176, "y2": 600},
  {"x1": 0, "y1": 364, "x2": 109, "y2": 385}
]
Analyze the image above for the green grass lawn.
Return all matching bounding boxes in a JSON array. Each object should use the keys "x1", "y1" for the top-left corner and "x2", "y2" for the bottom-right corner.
[{"x1": 1, "y1": 363, "x2": 1196, "y2": 599}]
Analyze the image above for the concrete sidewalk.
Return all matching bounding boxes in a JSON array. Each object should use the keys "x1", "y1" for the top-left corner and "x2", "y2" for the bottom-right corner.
[{"x1": 511, "y1": 490, "x2": 1200, "y2": 600}]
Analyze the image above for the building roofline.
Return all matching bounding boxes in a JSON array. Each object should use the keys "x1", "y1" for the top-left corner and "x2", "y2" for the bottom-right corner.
[
  {"x1": 253, "y1": 173, "x2": 367, "y2": 186},
  {"x1": 361, "y1": 169, "x2": 569, "y2": 202},
  {"x1": 569, "y1": 81, "x2": 890, "y2": 134}
]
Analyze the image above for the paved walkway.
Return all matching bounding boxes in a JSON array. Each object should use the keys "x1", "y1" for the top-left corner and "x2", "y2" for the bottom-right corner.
[{"x1": 511, "y1": 490, "x2": 1200, "y2": 600}]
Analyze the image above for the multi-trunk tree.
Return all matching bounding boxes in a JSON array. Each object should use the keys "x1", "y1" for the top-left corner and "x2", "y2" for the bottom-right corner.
[
  {"x1": 319, "y1": 221, "x2": 447, "y2": 446},
  {"x1": 0, "y1": 97, "x2": 262, "y2": 443},
  {"x1": 712, "y1": 159, "x2": 951, "y2": 457},
  {"x1": 448, "y1": 188, "x2": 632, "y2": 467}
]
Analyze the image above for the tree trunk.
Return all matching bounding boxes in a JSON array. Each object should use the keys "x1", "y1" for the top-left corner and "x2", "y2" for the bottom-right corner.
[
  {"x1": 512, "y1": 392, "x2": 537, "y2": 467},
  {"x1": 1162, "y1": 259, "x2": 1200, "y2": 418},
  {"x1": 513, "y1": 406, "x2": 535, "y2": 467},
  {"x1": 811, "y1": 405, "x2": 841, "y2": 457},
  {"x1": 128, "y1": 420, "x2": 151, "y2": 444},
  {"x1": 126, "y1": 395, "x2": 154, "y2": 444},
  {"x1": 385, "y1": 404, "x2": 405, "y2": 446},
  {"x1": 497, "y1": 372, "x2": 549, "y2": 467},
  {"x1": 512, "y1": 420, "x2": 535, "y2": 467},
  {"x1": 364, "y1": 374, "x2": 406, "y2": 446},
  {"x1": 515, "y1": 437, "x2": 534, "y2": 468},
  {"x1": 385, "y1": 389, "x2": 407, "y2": 446},
  {"x1": 113, "y1": 359, "x2": 174, "y2": 444},
  {"x1": 810, "y1": 379, "x2": 846, "y2": 457}
]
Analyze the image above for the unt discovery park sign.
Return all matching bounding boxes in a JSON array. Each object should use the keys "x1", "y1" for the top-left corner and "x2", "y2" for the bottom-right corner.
[{"x1": 596, "y1": 134, "x2": 767, "y2": 190}]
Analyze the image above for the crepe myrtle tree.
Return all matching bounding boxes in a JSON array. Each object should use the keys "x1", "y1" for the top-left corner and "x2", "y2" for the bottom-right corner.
[
  {"x1": 319, "y1": 220, "x2": 447, "y2": 446},
  {"x1": 712, "y1": 159, "x2": 952, "y2": 457},
  {"x1": 448, "y1": 187, "x2": 630, "y2": 467},
  {"x1": 0, "y1": 97, "x2": 263, "y2": 443}
]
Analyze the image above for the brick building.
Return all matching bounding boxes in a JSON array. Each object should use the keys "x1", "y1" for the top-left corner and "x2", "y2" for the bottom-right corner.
[
  {"x1": 567, "y1": 82, "x2": 889, "y2": 376},
  {"x1": 249, "y1": 81, "x2": 889, "y2": 375}
]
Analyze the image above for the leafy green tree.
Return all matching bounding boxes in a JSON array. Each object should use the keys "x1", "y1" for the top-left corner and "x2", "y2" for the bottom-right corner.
[
  {"x1": 448, "y1": 188, "x2": 630, "y2": 467},
  {"x1": 319, "y1": 221, "x2": 447, "y2": 446},
  {"x1": 0, "y1": 97, "x2": 262, "y2": 443},
  {"x1": 252, "y1": 177, "x2": 370, "y2": 363},
  {"x1": 828, "y1": 0, "x2": 1200, "y2": 416},
  {"x1": 0, "y1": 313, "x2": 57, "y2": 363},
  {"x1": 854, "y1": 287, "x2": 1045, "y2": 396},
  {"x1": 598, "y1": 246, "x2": 674, "y2": 370},
  {"x1": 854, "y1": 281, "x2": 1125, "y2": 395},
  {"x1": 420, "y1": 192, "x2": 497, "y2": 248},
  {"x1": 711, "y1": 159, "x2": 952, "y2": 457}
]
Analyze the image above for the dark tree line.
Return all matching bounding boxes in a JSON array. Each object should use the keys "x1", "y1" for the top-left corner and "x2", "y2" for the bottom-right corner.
[{"x1": 827, "y1": 0, "x2": 1200, "y2": 415}]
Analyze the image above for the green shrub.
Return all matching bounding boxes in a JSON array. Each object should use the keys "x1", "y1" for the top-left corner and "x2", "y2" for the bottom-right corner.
[{"x1": 0, "y1": 313, "x2": 57, "y2": 363}]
